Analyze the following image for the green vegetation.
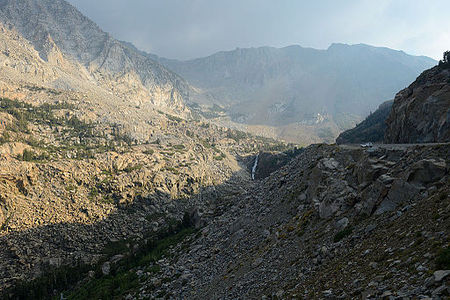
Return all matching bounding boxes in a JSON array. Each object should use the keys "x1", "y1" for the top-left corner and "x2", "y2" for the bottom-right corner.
[
  {"x1": 88, "y1": 187, "x2": 99, "y2": 200},
  {"x1": 214, "y1": 152, "x2": 226, "y2": 161},
  {"x1": 165, "y1": 167, "x2": 180, "y2": 175},
  {"x1": 333, "y1": 226, "x2": 353, "y2": 243},
  {"x1": 435, "y1": 247, "x2": 450, "y2": 269},
  {"x1": 0, "y1": 214, "x2": 12, "y2": 231},
  {"x1": 4, "y1": 217, "x2": 196, "y2": 300},
  {"x1": 0, "y1": 131, "x2": 10, "y2": 144},
  {"x1": 123, "y1": 164, "x2": 143, "y2": 173},
  {"x1": 226, "y1": 129, "x2": 248, "y2": 142},
  {"x1": 24, "y1": 85, "x2": 62, "y2": 95},
  {"x1": 0, "y1": 98, "x2": 79, "y2": 134},
  {"x1": 296, "y1": 209, "x2": 314, "y2": 237},
  {"x1": 200, "y1": 138, "x2": 212, "y2": 149},
  {"x1": 172, "y1": 144, "x2": 185, "y2": 150},
  {"x1": 66, "y1": 225, "x2": 195, "y2": 299},
  {"x1": 438, "y1": 51, "x2": 450, "y2": 69},
  {"x1": 142, "y1": 149, "x2": 154, "y2": 155},
  {"x1": 166, "y1": 114, "x2": 183, "y2": 123},
  {"x1": 0, "y1": 98, "x2": 137, "y2": 159},
  {"x1": 18, "y1": 149, "x2": 50, "y2": 162}
]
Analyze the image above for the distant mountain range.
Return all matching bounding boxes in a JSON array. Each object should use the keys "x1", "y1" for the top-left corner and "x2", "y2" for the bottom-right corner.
[{"x1": 150, "y1": 44, "x2": 436, "y2": 143}]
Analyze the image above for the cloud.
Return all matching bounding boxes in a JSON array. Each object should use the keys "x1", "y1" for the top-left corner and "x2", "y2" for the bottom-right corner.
[{"x1": 67, "y1": 0, "x2": 448, "y2": 60}]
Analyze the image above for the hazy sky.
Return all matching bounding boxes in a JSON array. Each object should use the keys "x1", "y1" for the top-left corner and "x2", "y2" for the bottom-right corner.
[{"x1": 66, "y1": 0, "x2": 449, "y2": 60}]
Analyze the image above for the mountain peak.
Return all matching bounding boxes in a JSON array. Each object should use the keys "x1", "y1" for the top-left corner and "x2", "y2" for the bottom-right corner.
[{"x1": 0, "y1": 0, "x2": 190, "y2": 114}]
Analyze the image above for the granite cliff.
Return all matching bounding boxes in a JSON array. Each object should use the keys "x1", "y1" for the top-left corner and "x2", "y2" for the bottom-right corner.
[
  {"x1": 385, "y1": 61, "x2": 450, "y2": 143},
  {"x1": 0, "y1": 0, "x2": 189, "y2": 114}
]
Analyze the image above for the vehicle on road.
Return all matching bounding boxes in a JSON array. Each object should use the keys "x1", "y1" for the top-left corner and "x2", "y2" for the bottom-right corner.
[{"x1": 360, "y1": 142, "x2": 374, "y2": 148}]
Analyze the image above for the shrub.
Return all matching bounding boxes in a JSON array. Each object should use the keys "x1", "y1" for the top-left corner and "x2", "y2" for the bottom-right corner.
[
  {"x1": 436, "y1": 247, "x2": 450, "y2": 269},
  {"x1": 439, "y1": 51, "x2": 450, "y2": 69},
  {"x1": 143, "y1": 149, "x2": 154, "y2": 155},
  {"x1": 334, "y1": 226, "x2": 353, "y2": 243},
  {"x1": 0, "y1": 131, "x2": 10, "y2": 144},
  {"x1": 123, "y1": 164, "x2": 143, "y2": 173},
  {"x1": 21, "y1": 149, "x2": 36, "y2": 161}
]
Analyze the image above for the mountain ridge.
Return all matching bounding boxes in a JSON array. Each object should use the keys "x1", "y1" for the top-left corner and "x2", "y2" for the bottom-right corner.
[
  {"x1": 0, "y1": 0, "x2": 190, "y2": 115},
  {"x1": 149, "y1": 43, "x2": 436, "y2": 143}
]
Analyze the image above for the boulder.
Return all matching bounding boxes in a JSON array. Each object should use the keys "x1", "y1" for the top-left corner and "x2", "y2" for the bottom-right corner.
[
  {"x1": 102, "y1": 261, "x2": 111, "y2": 275},
  {"x1": 375, "y1": 180, "x2": 421, "y2": 215},
  {"x1": 433, "y1": 270, "x2": 450, "y2": 283},
  {"x1": 407, "y1": 159, "x2": 447, "y2": 185}
]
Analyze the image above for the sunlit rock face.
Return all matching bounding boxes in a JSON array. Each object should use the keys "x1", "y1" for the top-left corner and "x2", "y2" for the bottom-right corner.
[{"x1": 0, "y1": 0, "x2": 190, "y2": 115}]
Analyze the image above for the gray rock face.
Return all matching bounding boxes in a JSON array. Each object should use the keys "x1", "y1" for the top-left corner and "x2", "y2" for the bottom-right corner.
[
  {"x1": 0, "y1": 0, "x2": 189, "y2": 112},
  {"x1": 385, "y1": 65, "x2": 450, "y2": 143}
]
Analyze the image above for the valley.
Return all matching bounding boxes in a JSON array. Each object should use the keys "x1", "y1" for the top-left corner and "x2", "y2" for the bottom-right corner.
[{"x1": 0, "y1": 0, "x2": 448, "y2": 299}]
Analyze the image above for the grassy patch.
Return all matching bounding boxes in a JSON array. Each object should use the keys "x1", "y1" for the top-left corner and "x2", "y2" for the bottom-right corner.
[
  {"x1": 17, "y1": 149, "x2": 50, "y2": 162},
  {"x1": 123, "y1": 164, "x2": 143, "y2": 173}
]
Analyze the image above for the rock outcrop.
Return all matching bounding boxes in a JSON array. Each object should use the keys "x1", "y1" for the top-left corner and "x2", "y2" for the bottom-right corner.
[
  {"x1": 385, "y1": 64, "x2": 450, "y2": 143},
  {"x1": 0, "y1": 92, "x2": 292, "y2": 292}
]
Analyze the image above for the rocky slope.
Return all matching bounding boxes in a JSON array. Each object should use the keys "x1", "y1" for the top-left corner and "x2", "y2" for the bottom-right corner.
[
  {"x1": 0, "y1": 0, "x2": 189, "y2": 114},
  {"x1": 0, "y1": 93, "x2": 290, "y2": 293},
  {"x1": 155, "y1": 44, "x2": 435, "y2": 143},
  {"x1": 0, "y1": 3, "x2": 299, "y2": 294},
  {"x1": 128, "y1": 143, "x2": 449, "y2": 299},
  {"x1": 336, "y1": 100, "x2": 393, "y2": 144},
  {"x1": 39, "y1": 143, "x2": 448, "y2": 300},
  {"x1": 385, "y1": 63, "x2": 450, "y2": 143},
  {"x1": 0, "y1": 19, "x2": 184, "y2": 143}
]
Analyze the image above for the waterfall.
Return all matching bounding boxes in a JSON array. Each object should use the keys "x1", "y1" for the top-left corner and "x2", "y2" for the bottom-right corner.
[{"x1": 251, "y1": 153, "x2": 259, "y2": 180}]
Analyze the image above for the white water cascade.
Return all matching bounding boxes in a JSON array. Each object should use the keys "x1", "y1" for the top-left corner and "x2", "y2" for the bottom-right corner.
[{"x1": 251, "y1": 153, "x2": 259, "y2": 180}]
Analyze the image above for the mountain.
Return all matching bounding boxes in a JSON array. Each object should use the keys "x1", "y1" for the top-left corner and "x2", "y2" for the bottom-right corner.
[
  {"x1": 385, "y1": 62, "x2": 450, "y2": 143},
  {"x1": 0, "y1": 10, "x2": 290, "y2": 292},
  {"x1": 336, "y1": 99, "x2": 393, "y2": 144},
  {"x1": 0, "y1": 0, "x2": 448, "y2": 298},
  {"x1": 155, "y1": 44, "x2": 436, "y2": 143},
  {"x1": 0, "y1": 0, "x2": 189, "y2": 114}
]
